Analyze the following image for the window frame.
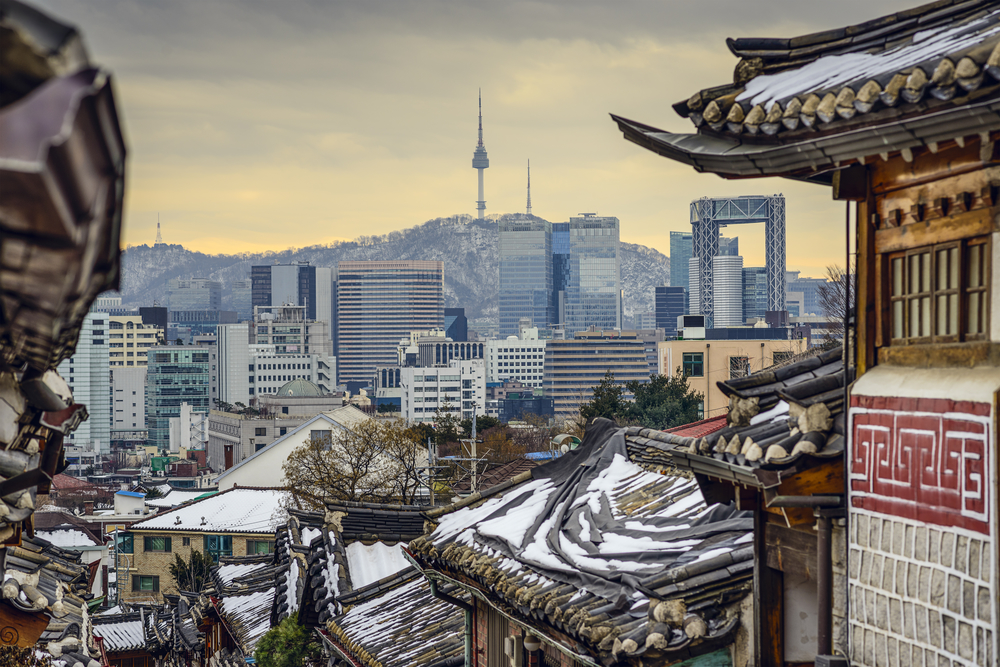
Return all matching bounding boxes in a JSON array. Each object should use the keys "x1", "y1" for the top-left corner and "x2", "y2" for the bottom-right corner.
[
  {"x1": 246, "y1": 539, "x2": 275, "y2": 555},
  {"x1": 143, "y1": 536, "x2": 172, "y2": 553},
  {"x1": 886, "y1": 235, "x2": 990, "y2": 345},
  {"x1": 729, "y1": 356, "x2": 750, "y2": 380},
  {"x1": 119, "y1": 533, "x2": 134, "y2": 554},
  {"x1": 132, "y1": 575, "x2": 159, "y2": 592},
  {"x1": 682, "y1": 352, "x2": 704, "y2": 377}
]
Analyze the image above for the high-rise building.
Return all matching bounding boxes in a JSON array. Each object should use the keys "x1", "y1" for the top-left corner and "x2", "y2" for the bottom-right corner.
[
  {"x1": 786, "y1": 271, "x2": 828, "y2": 316},
  {"x1": 543, "y1": 330, "x2": 648, "y2": 420},
  {"x1": 472, "y1": 91, "x2": 489, "y2": 219},
  {"x1": 718, "y1": 236, "x2": 740, "y2": 256},
  {"x1": 167, "y1": 279, "x2": 222, "y2": 311},
  {"x1": 249, "y1": 263, "x2": 334, "y2": 339},
  {"x1": 742, "y1": 267, "x2": 769, "y2": 322},
  {"x1": 655, "y1": 286, "x2": 685, "y2": 336},
  {"x1": 336, "y1": 261, "x2": 444, "y2": 386},
  {"x1": 249, "y1": 305, "x2": 336, "y2": 395},
  {"x1": 218, "y1": 323, "x2": 252, "y2": 405},
  {"x1": 564, "y1": 214, "x2": 621, "y2": 333},
  {"x1": 146, "y1": 345, "x2": 213, "y2": 451},
  {"x1": 552, "y1": 222, "x2": 571, "y2": 324},
  {"x1": 669, "y1": 231, "x2": 692, "y2": 313},
  {"x1": 712, "y1": 255, "x2": 744, "y2": 327},
  {"x1": 444, "y1": 308, "x2": 468, "y2": 342},
  {"x1": 499, "y1": 217, "x2": 553, "y2": 336},
  {"x1": 231, "y1": 280, "x2": 253, "y2": 321},
  {"x1": 57, "y1": 312, "x2": 110, "y2": 454},
  {"x1": 108, "y1": 315, "x2": 163, "y2": 367}
]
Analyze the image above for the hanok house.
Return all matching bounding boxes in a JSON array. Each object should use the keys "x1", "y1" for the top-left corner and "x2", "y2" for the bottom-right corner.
[
  {"x1": 408, "y1": 419, "x2": 755, "y2": 667},
  {"x1": 612, "y1": 1, "x2": 1000, "y2": 665},
  {"x1": 279, "y1": 502, "x2": 467, "y2": 667},
  {"x1": 120, "y1": 487, "x2": 288, "y2": 603}
]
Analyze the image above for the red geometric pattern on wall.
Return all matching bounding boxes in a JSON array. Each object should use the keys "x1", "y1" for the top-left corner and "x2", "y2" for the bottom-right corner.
[{"x1": 850, "y1": 395, "x2": 991, "y2": 535}]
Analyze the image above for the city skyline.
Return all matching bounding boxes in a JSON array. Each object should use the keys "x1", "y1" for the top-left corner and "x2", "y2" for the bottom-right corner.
[{"x1": 33, "y1": 0, "x2": 915, "y2": 278}]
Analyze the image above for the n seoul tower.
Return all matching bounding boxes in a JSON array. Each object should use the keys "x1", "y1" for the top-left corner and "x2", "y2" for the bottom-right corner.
[{"x1": 472, "y1": 90, "x2": 489, "y2": 219}]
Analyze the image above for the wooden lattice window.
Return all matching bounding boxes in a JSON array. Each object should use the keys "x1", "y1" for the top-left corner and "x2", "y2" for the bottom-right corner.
[{"x1": 888, "y1": 236, "x2": 989, "y2": 343}]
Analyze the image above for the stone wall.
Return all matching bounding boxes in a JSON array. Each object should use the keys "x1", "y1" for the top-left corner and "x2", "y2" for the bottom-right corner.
[{"x1": 848, "y1": 509, "x2": 993, "y2": 667}]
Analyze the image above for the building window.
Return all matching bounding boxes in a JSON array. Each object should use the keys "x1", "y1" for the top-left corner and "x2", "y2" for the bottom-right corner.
[
  {"x1": 143, "y1": 536, "x2": 172, "y2": 552},
  {"x1": 310, "y1": 429, "x2": 332, "y2": 446},
  {"x1": 247, "y1": 539, "x2": 275, "y2": 555},
  {"x1": 132, "y1": 575, "x2": 159, "y2": 592},
  {"x1": 118, "y1": 533, "x2": 134, "y2": 554},
  {"x1": 255, "y1": 427, "x2": 267, "y2": 436},
  {"x1": 182, "y1": 537, "x2": 191, "y2": 546},
  {"x1": 682, "y1": 353, "x2": 704, "y2": 377},
  {"x1": 772, "y1": 350, "x2": 795, "y2": 364},
  {"x1": 204, "y1": 535, "x2": 233, "y2": 563},
  {"x1": 729, "y1": 356, "x2": 750, "y2": 379},
  {"x1": 888, "y1": 236, "x2": 989, "y2": 343}
]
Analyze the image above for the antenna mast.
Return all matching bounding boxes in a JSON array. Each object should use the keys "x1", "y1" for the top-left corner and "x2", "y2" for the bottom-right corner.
[{"x1": 526, "y1": 160, "x2": 532, "y2": 215}]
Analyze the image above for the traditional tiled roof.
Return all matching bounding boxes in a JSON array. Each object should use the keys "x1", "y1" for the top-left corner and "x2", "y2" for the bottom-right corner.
[
  {"x1": 613, "y1": 0, "x2": 1000, "y2": 179},
  {"x1": 128, "y1": 487, "x2": 288, "y2": 534},
  {"x1": 624, "y1": 347, "x2": 847, "y2": 488},
  {"x1": 410, "y1": 420, "x2": 754, "y2": 665},
  {"x1": 213, "y1": 554, "x2": 283, "y2": 657},
  {"x1": 286, "y1": 501, "x2": 467, "y2": 667},
  {"x1": 665, "y1": 414, "x2": 729, "y2": 439},
  {"x1": 5, "y1": 535, "x2": 100, "y2": 665},
  {"x1": 92, "y1": 611, "x2": 165, "y2": 654},
  {"x1": 325, "y1": 572, "x2": 466, "y2": 667}
]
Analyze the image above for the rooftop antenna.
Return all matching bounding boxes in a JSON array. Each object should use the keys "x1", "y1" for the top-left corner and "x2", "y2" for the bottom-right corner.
[
  {"x1": 155, "y1": 213, "x2": 164, "y2": 245},
  {"x1": 526, "y1": 160, "x2": 532, "y2": 216}
]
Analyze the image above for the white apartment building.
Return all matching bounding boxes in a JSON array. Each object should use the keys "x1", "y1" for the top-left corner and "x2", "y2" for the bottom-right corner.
[
  {"x1": 57, "y1": 312, "x2": 111, "y2": 454},
  {"x1": 112, "y1": 367, "x2": 146, "y2": 432},
  {"x1": 400, "y1": 359, "x2": 485, "y2": 423},
  {"x1": 485, "y1": 336, "x2": 546, "y2": 388},
  {"x1": 252, "y1": 353, "x2": 336, "y2": 397},
  {"x1": 108, "y1": 315, "x2": 162, "y2": 367}
]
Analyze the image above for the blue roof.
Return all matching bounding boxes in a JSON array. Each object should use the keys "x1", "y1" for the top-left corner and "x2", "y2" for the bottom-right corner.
[
  {"x1": 115, "y1": 491, "x2": 146, "y2": 498},
  {"x1": 525, "y1": 451, "x2": 561, "y2": 461}
]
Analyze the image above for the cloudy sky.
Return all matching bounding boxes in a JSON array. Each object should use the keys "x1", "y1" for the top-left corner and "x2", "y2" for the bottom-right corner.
[{"x1": 39, "y1": 0, "x2": 914, "y2": 275}]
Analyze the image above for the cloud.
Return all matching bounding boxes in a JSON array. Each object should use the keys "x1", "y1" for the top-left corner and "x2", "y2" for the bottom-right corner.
[{"x1": 36, "y1": 0, "x2": 915, "y2": 276}]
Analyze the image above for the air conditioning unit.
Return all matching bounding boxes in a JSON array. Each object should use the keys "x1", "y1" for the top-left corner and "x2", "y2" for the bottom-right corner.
[{"x1": 503, "y1": 635, "x2": 523, "y2": 667}]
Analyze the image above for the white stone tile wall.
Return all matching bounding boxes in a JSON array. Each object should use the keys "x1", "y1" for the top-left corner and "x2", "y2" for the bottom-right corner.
[{"x1": 849, "y1": 509, "x2": 994, "y2": 667}]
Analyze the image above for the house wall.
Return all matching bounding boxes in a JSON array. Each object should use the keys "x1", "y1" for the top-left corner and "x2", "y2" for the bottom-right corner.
[
  {"x1": 121, "y1": 529, "x2": 271, "y2": 603},
  {"x1": 658, "y1": 339, "x2": 806, "y2": 418}
]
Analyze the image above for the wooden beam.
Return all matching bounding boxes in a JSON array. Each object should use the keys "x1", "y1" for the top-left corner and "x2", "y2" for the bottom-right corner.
[
  {"x1": 857, "y1": 189, "x2": 877, "y2": 375},
  {"x1": 0, "y1": 602, "x2": 50, "y2": 648},
  {"x1": 874, "y1": 206, "x2": 992, "y2": 253},
  {"x1": 754, "y1": 496, "x2": 783, "y2": 667},
  {"x1": 765, "y1": 523, "x2": 818, "y2": 579}
]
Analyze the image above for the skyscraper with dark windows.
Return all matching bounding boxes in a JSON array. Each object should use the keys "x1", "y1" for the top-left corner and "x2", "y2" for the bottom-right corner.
[
  {"x1": 669, "y1": 231, "x2": 692, "y2": 314},
  {"x1": 655, "y1": 286, "x2": 685, "y2": 336},
  {"x1": 498, "y1": 217, "x2": 553, "y2": 336},
  {"x1": 743, "y1": 267, "x2": 769, "y2": 321},
  {"x1": 336, "y1": 261, "x2": 444, "y2": 387},
  {"x1": 564, "y1": 214, "x2": 621, "y2": 333},
  {"x1": 551, "y1": 222, "x2": 571, "y2": 325}
]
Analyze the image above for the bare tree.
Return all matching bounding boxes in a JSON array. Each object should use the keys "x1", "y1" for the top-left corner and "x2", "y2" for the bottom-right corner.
[
  {"x1": 282, "y1": 419, "x2": 426, "y2": 510},
  {"x1": 817, "y1": 264, "x2": 855, "y2": 343}
]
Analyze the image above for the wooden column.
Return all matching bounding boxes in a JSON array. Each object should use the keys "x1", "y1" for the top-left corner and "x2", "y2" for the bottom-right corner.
[
  {"x1": 754, "y1": 495, "x2": 783, "y2": 667},
  {"x1": 856, "y1": 191, "x2": 876, "y2": 375}
]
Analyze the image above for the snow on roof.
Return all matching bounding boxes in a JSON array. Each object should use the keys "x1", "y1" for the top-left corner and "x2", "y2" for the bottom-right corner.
[
  {"x1": 217, "y1": 560, "x2": 271, "y2": 588},
  {"x1": 345, "y1": 542, "x2": 409, "y2": 589},
  {"x1": 218, "y1": 587, "x2": 275, "y2": 653},
  {"x1": 411, "y1": 422, "x2": 754, "y2": 664},
  {"x1": 93, "y1": 615, "x2": 146, "y2": 652},
  {"x1": 145, "y1": 488, "x2": 216, "y2": 509},
  {"x1": 129, "y1": 487, "x2": 289, "y2": 534},
  {"x1": 36, "y1": 528, "x2": 102, "y2": 548}
]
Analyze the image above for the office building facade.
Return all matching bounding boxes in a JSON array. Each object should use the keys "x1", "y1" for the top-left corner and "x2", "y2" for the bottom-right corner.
[
  {"x1": 669, "y1": 231, "x2": 692, "y2": 313},
  {"x1": 400, "y1": 359, "x2": 485, "y2": 423},
  {"x1": 145, "y1": 345, "x2": 214, "y2": 451},
  {"x1": 168, "y1": 279, "x2": 222, "y2": 311},
  {"x1": 564, "y1": 215, "x2": 621, "y2": 333},
  {"x1": 336, "y1": 261, "x2": 444, "y2": 386},
  {"x1": 712, "y1": 255, "x2": 744, "y2": 327},
  {"x1": 249, "y1": 263, "x2": 333, "y2": 327},
  {"x1": 108, "y1": 315, "x2": 163, "y2": 367},
  {"x1": 543, "y1": 330, "x2": 648, "y2": 420},
  {"x1": 231, "y1": 280, "x2": 253, "y2": 321},
  {"x1": 499, "y1": 217, "x2": 553, "y2": 336},
  {"x1": 444, "y1": 307, "x2": 468, "y2": 342},
  {"x1": 485, "y1": 337, "x2": 547, "y2": 388},
  {"x1": 112, "y1": 367, "x2": 146, "y2": 433},
  {"x1": 742, "y1": 267, "x2": 769, "y2": 322},
  {"x1": 655, "y1": 286, "x2": 685, "y2": 336},
  {"x1": 57, "y1": 312, "x2": 110, "y2": 454}
]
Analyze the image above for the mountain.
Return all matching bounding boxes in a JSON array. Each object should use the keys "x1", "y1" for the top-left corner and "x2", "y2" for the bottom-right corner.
[{"x1": 119, "y1": 215, "x2": 670, "y2": 322}]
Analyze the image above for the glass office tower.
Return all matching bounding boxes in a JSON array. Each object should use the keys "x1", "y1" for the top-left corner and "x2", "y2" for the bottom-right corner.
[
  {"x1": 564, "y1": 215, "x2": 620, "y2": 333},
  {"x1": 146, "y1": 346, "x2": 212, "y2": 451},
  {"x1": 669, "y1": 231, "x2": 692, "y2": 314},
  {"x1": 499, "y1": 218, "x2": 553, "y2": 336}
]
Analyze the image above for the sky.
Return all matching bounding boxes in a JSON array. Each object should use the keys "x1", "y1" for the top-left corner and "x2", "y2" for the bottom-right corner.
[{"x1": 37, "y1": 0, "x2": 916, "y2": 276}]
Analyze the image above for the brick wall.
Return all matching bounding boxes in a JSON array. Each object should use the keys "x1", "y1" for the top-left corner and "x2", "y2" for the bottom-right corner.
[
  {"x1": 120, "y1": 530, "x2": 265, "y2": 603},
  {"x1": 848, "y1": 510, "x2": 993, "y2": 667}
]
